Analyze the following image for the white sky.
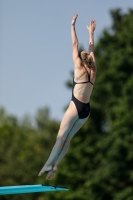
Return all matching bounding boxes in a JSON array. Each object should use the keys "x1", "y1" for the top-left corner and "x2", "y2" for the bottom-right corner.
[{"x1": 0, "y1": 0, "x2": 133, "y2": 121}]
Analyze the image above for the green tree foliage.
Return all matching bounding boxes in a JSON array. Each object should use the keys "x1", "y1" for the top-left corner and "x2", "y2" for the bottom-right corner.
[
  {"x1": 0, "y1": 107, "x2": 59, "y2": 200},
  {"x1": 0, "y1": 8, "x2": 133, "y2": 200}
]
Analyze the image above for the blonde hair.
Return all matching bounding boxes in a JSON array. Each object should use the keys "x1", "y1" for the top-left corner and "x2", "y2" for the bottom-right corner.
[{"x1": 79, "y1": 50, "x2": 94, "y2": 68}]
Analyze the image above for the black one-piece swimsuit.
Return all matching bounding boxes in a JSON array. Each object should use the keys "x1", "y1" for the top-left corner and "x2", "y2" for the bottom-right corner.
[{"x1": 72, "y1": 71, "x2": 93, "y2": 119}]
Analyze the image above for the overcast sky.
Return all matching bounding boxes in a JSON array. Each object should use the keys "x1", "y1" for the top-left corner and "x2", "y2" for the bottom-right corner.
[{"x1": 1, "y1": 0, "x2": 133, "y2": 122}]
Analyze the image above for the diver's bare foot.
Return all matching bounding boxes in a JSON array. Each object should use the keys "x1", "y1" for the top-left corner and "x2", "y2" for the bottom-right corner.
[
  {"x1": 46, "y1": 166, "x2": 57, "y2": 180},
  {"x1": 38, "y1": 165, "x2": 52, "y2": 176}
]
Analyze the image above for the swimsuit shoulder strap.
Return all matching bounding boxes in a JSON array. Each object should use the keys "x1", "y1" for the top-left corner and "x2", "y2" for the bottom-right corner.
[
  {"x1": 73, "y1": 68, "x2": 94, "y2": 85},
  {"x1": 88, "y1": 70, "x2": 94, "y2": 85}
]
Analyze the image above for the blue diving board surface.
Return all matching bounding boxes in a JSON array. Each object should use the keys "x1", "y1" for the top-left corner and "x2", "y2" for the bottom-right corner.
[{"x1": 0, "y1": 184, "x2": 69, "y2": 195}]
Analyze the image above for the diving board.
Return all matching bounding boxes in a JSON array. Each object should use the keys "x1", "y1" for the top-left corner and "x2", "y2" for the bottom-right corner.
[{"x1": 0, "y1": 184, "x2": 69, "y2": 195}]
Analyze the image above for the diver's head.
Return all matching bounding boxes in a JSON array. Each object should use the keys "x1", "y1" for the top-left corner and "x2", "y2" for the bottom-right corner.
[{"x1": 79, "y1": 50, "x2": 94, "y2": 69}]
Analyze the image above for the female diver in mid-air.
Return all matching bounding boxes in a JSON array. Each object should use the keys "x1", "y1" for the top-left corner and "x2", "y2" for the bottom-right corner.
[{"x1": 38, "y1": 14, "x2": 97, "y2": 180}]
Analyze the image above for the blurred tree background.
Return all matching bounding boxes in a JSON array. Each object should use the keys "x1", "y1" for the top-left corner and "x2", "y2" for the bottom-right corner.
[{"x1": 0, "y1": 8, "x2": 133, "y2": 200}]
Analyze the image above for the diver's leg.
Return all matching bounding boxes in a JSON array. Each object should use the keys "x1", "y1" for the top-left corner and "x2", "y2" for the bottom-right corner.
[
  {"x1": 46, "y1": 116, "x2": 89, "y2": 180},
  {"x1": 38, "y1": 101, "x2": 78, "y2": 176}
]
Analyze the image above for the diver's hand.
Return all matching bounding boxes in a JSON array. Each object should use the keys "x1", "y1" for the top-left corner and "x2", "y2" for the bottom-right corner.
[
  {"x1": 86, "y1": 20, "x2": 96, "y2": 33},
  {"x1": 71, "y1": 14, "x2": 78, "y2": 26}
]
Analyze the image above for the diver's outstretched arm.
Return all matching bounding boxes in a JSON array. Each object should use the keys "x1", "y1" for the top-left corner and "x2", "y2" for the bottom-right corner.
[
  {"x1": 86, "y1": 20, "x2": 97, "y2": 73},
  {"x1": 71, "y1": 14, "x2": 81, "y2": 66},
  {"x1": 86, "y1": 20, "x2": 96, "y2": 54}
]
